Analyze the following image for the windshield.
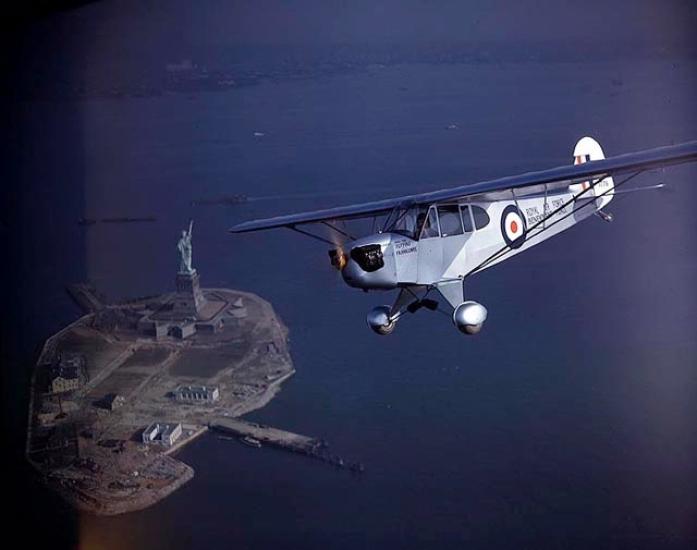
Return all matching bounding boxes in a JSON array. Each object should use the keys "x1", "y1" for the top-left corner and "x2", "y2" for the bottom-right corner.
[{"x1": 386, "y1": 206, "x2": 429, "y2": 239}]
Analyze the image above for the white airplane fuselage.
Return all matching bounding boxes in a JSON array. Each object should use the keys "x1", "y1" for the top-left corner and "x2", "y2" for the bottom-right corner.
[{"x1": 340, "y1": 186, "x2": 610, "y2": 291}]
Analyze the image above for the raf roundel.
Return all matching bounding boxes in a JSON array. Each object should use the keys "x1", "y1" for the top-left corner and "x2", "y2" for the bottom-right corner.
[{"x1": 500, "y1": 204, "x2": 526, "y2": 249}]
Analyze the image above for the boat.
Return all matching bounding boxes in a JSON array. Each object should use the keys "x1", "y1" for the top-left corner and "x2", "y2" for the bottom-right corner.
[
  {"x1": 78, "y1": 216, "x2": 156, "y2": 225},
  {"x1": 240, "y1": 436, "x2": 262, "y2": 448},
  {"x1": 191, "y1": 194, "x2": 248, "y2": 206},
  {"x1": 100, "y1": 216, "x2": 156, "y2": 223}
]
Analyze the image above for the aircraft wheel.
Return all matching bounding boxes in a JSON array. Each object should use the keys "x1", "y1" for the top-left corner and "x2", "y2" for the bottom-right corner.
[
  {"x1": 366, "y1": 305, "x2": 396, "y2": 335},
  {"x1": 453, "y1": 301, "x2": 488, "y2": 335}
]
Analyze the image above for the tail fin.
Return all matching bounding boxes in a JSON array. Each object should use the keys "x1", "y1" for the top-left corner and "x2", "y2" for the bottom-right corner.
[{"x1": 570, "y1": 136, "x2": 614, "y2": 209}]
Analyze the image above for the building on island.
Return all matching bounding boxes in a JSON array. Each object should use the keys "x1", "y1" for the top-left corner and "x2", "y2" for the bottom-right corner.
[
  {"x1": 171, "y1": 322, "x2": 196, "y2": 340},
  {"x1": 173, "y1": 385, "x2": 220, "y2": 403},
  {"x1": 136, "y1": 319, "x2": 169, "y2": 340},
  {"x1": 48, "y1": 353, "x2": 86, "y2": 394},
  {"x1": 141, "y1": 422, "x2": 183, "y2": 447},
  {"x1": 227, "y1": 296, "x2": 247, "y2": 319},
  {"x1": 99, "y1": 393, "x2": 125, "y2": 411}
]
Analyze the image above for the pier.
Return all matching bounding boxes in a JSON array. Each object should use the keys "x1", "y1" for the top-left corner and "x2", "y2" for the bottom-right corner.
[
  {"x1": 210, "y1": 418, "x2": 364, "y2": 473},
  {"x1": 211, "y1": 418, "x2": 320, "y2": 453}
]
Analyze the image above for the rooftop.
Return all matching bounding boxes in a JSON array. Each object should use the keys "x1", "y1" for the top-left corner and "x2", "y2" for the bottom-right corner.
[
  {"x1": 143, "y1": 422, "x2": 181, "y2": 441},
  {"x1": 176, "y1": 385, "x2": 218, "y2": 393},
  {"x1": 50, "y1": 365, "x2": 81, "y2": 380}
]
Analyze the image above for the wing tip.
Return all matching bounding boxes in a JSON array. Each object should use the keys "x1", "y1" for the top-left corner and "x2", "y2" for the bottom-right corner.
[
  {"x1": 228, "y1": 221, "x2": 253, "y2": 233},
  {"x1": 228, "y1": 224, "x2": 253, "y2": 234},
  {"x1": 229, "y1": 220, "x2": 282, "y2": 233}
]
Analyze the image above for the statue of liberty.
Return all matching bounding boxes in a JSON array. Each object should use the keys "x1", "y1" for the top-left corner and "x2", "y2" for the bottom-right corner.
[{"x1": 177, "y1": 220, "x2": 195, "y2": 274}]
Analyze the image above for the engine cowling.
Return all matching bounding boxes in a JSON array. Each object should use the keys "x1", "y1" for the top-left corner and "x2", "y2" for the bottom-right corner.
[
  {"x1": 453, "y1": 301, "x2": 488, "y2": 335},
  {"x1": 366, "y1": 305, "x2": 396, "y2": 335}
]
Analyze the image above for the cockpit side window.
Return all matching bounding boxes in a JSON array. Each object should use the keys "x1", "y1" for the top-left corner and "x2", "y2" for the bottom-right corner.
[
  {"x1": 460, "y1": 205, "x2": 474, "y2": 232},
  {"x1": 471, "y1": 206, "x2": 490, "y2": 230},
  {"x1": 418, "y1": 206, "x2": 440, "y2": 239},
  {"x1": 437, "y1": 205, "x2": 463, "y2": 237}
]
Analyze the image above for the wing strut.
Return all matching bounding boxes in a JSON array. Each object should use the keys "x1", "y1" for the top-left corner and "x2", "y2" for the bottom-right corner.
[
  {"x1": 288, "y1": 225, "x2": 336, "y2": 246},
  {"x1": 287, "y1": 220, "x2": 357, "y2": 246},
  {"x1": 321, "y1": 221, "x2": 355, "y2": 241},
  {"x1": 464, "y1": 170, "x2": 643, "y2": 278}
]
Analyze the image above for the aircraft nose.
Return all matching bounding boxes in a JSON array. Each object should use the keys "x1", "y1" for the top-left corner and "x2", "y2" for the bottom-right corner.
[
  {"x1": 332, "y1": 235, "x2": 398, "y2": 290},
  {"x1": 349, "y1": 244, "x2": 385, "y2": 272}
]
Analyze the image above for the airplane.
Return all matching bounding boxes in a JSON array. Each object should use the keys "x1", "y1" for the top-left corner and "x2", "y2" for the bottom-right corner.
[{"x1": 230, "y1": 137, "x2": 697, "y2": 336}]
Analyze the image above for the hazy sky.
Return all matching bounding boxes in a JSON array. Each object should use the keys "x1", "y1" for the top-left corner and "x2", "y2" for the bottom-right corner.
[
  {"x1": 5, "y1": 0, "x2": 688, "y2": 96},
  {"x1": 62, "y1": 0, "x2": 695, "y2": 46},
  {"x1": 27, "y1": 0, "x2": 697, "y2": 53}
]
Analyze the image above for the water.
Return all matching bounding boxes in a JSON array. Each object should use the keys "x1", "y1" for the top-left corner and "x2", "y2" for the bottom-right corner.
[{"x1": 8, "y1": 59, "x2": 697, "y2": 548}]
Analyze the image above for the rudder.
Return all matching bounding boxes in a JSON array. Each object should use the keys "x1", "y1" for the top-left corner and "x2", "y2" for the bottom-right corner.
[{"x1": 570, "y1": 136, "x2": 614, "y2": 209}]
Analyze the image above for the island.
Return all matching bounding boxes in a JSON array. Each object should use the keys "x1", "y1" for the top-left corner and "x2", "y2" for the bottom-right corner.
[{"x1": 25, "y1": 222, "x2": 296, "y2": 515}]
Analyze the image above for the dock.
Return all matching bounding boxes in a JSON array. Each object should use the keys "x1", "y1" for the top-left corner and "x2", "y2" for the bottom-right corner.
[
  {"x1": 210, "y1": 418, "x2": 322, "y2": 454},
  {"x1": 210, "y1": 418, "x2": 364, "y2": 472}
]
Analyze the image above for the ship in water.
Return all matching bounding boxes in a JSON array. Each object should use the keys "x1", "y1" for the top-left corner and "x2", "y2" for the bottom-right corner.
[
  {"x1": 191, "y1": 194, "x2": 248, "y2": 206},
  {"x1": 78, "y1": 216, "x2": 156, "y2": 226},
  {"x1": 240, "y1": 436, "x2": 262, "y2": 448}
]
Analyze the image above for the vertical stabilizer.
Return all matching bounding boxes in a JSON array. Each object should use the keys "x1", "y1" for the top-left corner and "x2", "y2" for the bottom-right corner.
[{"x1": 570, "y1": 136, "x2": 614, "y2": 209}]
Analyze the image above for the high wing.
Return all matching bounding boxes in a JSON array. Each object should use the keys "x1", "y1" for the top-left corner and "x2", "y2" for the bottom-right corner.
[{"x1": 229, "y1": 140, "x2": 697, "y2": 233}]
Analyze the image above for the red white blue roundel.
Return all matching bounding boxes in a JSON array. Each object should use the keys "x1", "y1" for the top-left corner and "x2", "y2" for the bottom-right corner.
[{"x1": 501, "y1": 205, "x2": 526, "y2": 249}]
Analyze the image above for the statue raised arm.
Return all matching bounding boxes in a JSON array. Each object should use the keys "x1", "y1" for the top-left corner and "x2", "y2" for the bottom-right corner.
[{"x1": 177, "y1": 219, "x2": 195, "y2": 274}]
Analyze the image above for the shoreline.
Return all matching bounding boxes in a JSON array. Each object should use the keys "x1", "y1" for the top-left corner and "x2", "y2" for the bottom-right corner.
[{"x1": 26, "y1": 286, "x2": 297, "y2": 516}]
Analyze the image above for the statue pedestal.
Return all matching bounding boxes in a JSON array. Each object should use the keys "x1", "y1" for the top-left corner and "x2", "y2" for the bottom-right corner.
[{"x1": 173, "y1": 270, "x2": 206, "y2": 318}]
